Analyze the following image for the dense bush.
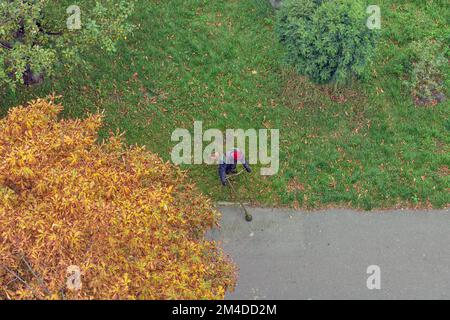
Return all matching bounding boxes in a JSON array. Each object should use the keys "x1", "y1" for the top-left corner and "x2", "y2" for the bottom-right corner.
[
  {"x1": 276, "y1": 0, "x2": 378, "y2": 84},
  {"x1": 405, "y1": 39, "x2": 447, "y2": 106},
  {"x1": 0, "y1": 98, "x2": 236, "y2": 299}
]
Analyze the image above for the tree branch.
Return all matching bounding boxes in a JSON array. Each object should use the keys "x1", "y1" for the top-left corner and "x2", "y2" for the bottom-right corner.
[
  {"x1": 1, "y1": 265, "x2": 39, "y2": 299},
  {"x1": 38, "y1": 26, "x2": 64, "y2": 36},
  {"x1": 36, "y1": 20, "x2": 64, "y2": 36},
  {"x1": 0, "y1": 40, "x2": 13, "y2": 50},
  {"x1": 19, "y1": 254, "x2": 51, "y2": 296}
]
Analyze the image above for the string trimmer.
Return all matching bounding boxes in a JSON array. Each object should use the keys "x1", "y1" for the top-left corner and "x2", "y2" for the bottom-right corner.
[{"x1": 225, "y1": 170, "x2": 253, "y2": 222}]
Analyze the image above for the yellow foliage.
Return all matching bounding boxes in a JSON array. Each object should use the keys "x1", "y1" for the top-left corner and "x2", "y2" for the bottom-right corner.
[{"x1": 0, "y1": 98, "x2": 236, "y2": 300}]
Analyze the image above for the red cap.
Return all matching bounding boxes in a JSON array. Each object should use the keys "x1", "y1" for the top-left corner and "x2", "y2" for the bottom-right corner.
[{"x1": 232, "y1": 150, "x2": 240, "y2": 160}]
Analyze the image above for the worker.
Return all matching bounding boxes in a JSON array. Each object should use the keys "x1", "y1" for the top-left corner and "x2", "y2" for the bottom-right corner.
[{"x1": 211, "y1": 148, "x2": 252, "y2": 186}]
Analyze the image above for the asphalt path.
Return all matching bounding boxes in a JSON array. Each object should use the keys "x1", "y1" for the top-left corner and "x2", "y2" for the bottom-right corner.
[{"x1": 208, "y1": 206, "x2": 450, "y2": 300}]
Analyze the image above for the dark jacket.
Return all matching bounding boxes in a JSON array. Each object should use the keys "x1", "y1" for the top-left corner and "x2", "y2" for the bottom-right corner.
[{"x1": 218, "y1": 149, "x2": 251, "y2": 185}]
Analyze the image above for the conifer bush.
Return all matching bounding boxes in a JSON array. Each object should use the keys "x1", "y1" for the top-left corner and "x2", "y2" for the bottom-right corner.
[
  {"x1": 276, "y1": 0, "x2": 378, "y2": 84},
  {"x1": 0, "y1": 98, "x2": 236, "y2": 300}
]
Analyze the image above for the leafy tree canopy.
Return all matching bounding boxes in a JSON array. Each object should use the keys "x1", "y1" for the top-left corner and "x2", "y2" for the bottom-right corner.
[
  {"x1": 0, "y1": 0, "x2": 135, "y2": 89},
  {"x1": 0, "y1": 98, "x2": 236, "y2": 299}
]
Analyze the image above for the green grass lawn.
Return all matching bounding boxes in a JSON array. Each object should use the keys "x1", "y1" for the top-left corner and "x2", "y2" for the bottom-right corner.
[{"x1": 1, "y1": 0, "x2": 449, "y2": 209}]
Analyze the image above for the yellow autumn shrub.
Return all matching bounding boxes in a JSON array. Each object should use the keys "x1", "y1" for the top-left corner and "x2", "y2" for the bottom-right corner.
[{"x1": 0, "y1": 98, "x2": 236, "y2": 300}]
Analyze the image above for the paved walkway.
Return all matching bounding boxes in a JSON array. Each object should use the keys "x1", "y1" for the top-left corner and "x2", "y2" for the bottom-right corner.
[{"x1": 208, "y1": 206, "x2": 450, "y2": 300}]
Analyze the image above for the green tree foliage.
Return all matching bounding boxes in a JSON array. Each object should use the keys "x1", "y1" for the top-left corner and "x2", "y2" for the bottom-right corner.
[
  {"x1": 276, "y1": 0, "x2": 378, "y2": 84},
  {"x1": 0, "y1": 0, "x2": 135, "y2": 89}
]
